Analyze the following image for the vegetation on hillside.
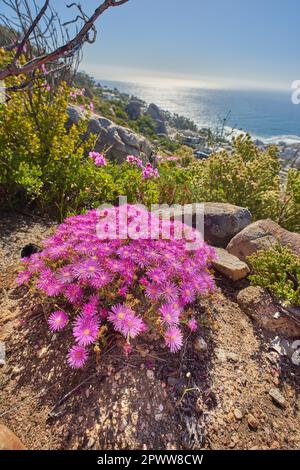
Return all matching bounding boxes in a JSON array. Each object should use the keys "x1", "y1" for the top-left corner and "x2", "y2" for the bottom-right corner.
[{"x1": 248, "y1": 243, "x2": 300, "y2": 307}]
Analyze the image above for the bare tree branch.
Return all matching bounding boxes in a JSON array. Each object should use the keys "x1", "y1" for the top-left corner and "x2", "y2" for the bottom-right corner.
[{"x1": 0, "y1": 0, "x2": 130, "y2": 83}]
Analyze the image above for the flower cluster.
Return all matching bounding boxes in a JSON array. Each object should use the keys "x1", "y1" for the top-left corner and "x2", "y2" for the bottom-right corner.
[
  {"x1": 126, "y1": 155, "x2": 160, "y2": 179},
  {"x1": 89, "y1": 151, "x2": 107, "y2": 167},
  {"x1": 18, "y1": 205, "x2": 215, "y2": 369}
]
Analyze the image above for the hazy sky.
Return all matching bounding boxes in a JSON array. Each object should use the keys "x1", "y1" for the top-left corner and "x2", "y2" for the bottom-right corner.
[{"x1": 14, "y1": 0, "x2": 300, "y2": 89}]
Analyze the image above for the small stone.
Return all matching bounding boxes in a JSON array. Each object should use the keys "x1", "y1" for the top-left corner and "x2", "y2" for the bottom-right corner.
[
  {"x1": 167, "y1": 377, "x2": 177, "y2": 386},
  {"x1": 146, "y1": 370, "x2": 154, "y2": 380},
  {"x1": 194, "y1": 336, "x2": 208, "y2": 352},
  {"x1": 234, "y1": 408, "x2": 243, "y2": 420},
  {"x1": 227, "y1": 352, "x2": 239, "y2": 363},
  {"x1": 155, "y1": 413, "x2": 163, "y2": 421},
  {"x1": 270, "y1": 441, "x2": 280, "y2": 449},
  {"x1": 87, "y1": 437, "x2": 95, "y2": 449},
  {"x1": 247, "y1": 414, "x2": 259, "y2": 431},
  {"x1": 215, "y1": 348, "x2": 227, "y2": 363},
  {"x1": 212, "y1": 248, "x2": 250, "y2": 281},
  {"x1": 269, "y1": 388, "x2": 286, "y2": 408}
]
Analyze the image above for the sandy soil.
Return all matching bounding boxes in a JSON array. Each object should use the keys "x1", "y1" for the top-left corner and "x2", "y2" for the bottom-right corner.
[{"x1": 0, "y1": 213, "x2": 299, "y2": 450}]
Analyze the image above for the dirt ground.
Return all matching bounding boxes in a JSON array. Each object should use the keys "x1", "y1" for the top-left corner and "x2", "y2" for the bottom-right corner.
[{"x1": 0, "y1": 213, "x2": 299, "y2": 450}]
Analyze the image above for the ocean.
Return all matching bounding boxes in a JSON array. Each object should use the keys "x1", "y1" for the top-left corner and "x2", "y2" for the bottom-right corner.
[{"x1": 101, "y1": 80, "x2": 300, "y2": 145}]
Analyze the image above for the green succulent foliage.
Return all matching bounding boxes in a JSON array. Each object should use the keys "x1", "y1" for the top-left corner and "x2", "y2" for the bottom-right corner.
[{"x1": 248, "y1": 243, "x2": 300, "y2": 307}]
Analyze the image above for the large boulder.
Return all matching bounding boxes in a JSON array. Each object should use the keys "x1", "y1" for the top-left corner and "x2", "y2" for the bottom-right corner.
[
  {"x1": 227, "y1": 219, "x2": 300, "y2": 262},
  {"x1": 67, "y1": 105, "x2": 153, "y2": 163},
  {"x1": 154, "y1": 202, "x2": 252, "y2": 247},
  {"x1": 237, "y1": 286, "x2": 300, "y2": 337},
  {"x1": 125, "y1": 100, "x2": 143, "y2": 120},
  {"x1": 203, "y1": 203, "x2": 252, "y2": 247},
  {"x1": 0, "y1": 425, "x2": 26, "y2": 450},
  {"x1": 146, "y1": 103, "x2": 167, "y2": 135}
]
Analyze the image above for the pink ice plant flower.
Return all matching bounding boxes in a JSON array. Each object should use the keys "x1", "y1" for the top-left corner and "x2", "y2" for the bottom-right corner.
[
  {"x1": 160, "y1": 303, "x2": 180, "y2": 326},
  {"x1": 48, "y1": 310, "x2": 68, "y2": 331},
  {"x1": 67, "y1": 345, "x2": 88, "y2": 368},
  {"x1": 164, "y1": 326, "x2": 183, "y2": 353},
  {"x1": 18, "y1": 204, "x2": 216, "y2": 367},
  {"x1": 73, "y1": 314, "x2": 99, "y2": 346},
  {"x1": 188, "y1": 318, "x2": 198, "y2": 332}
]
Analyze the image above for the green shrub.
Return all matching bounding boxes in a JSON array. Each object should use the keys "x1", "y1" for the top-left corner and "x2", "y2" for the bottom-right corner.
[
  {"x1": 189, "y1": 135, "x2": 300, "y2": 231},
  {"x1": 248, "y1": 243, "x2": 300, "y2": 306}
]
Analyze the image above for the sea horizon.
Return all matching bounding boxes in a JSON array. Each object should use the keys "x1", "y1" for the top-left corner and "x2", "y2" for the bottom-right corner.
[{"x1": 98, "y1": 79, "x2": 300, "y2": 145}]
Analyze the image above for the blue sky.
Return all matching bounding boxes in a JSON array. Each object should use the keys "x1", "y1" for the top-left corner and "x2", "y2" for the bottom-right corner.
[{"x1": 11, "y1": 0, "x2": 300, "y2": 89}]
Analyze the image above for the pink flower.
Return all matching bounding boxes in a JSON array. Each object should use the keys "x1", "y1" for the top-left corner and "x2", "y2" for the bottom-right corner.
[
  {"x1": 73, "y1": 314, "x2": 99, "y2": 346},
  {"x1": 180, "y1": 284, "x2": 196, "y2": 305},
  {"x1": 67, "y1": 345, "x2": 88, "y2": 368},
  {"x1": 89, "y1": 151, "x2": 106, "y2": 167},
  {"x1": 89, "y1": 101, "x2": 94, "y2": 112},
  {"x1": 64, "y1": 284, "x2": 83, "y2": 304},
  {"x1": 160, "y1": 303, "x2": 180, "y2": 326},
  {"x1": 126, "y1": 155, "x2": 143, "y2": 167},
  {"x1": 56, "y1": 266, "x2": 74, "y2": 285},
  {"x1": 48, "y1": 310, "x2": 68, "y2": 331},
  {"x1": 17, "y1": 270, "x2": 31, "y2": 285},
  {"x1": 164, "y1": 327, "x2": 183, "y2": 353},
  {"x1": 108, "y1": 304, "x2": 145, "y2": 339},
  {"x1": 188, "y1": 318, "x2": 198, "y2": 332},
  {"x1": 94, "y1": 154, "x2": 107, "y2": 167}
]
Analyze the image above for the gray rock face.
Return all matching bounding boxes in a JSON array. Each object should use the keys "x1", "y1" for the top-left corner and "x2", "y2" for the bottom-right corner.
[
  {"x1": 227, "y1": 219, "x2": 300, "y2": 262},
  {"x1": 155, "y1": 202, "x2": 252, "y2": 247},
  {"x1": 67, "y1": 105, "x2": 153, "y2": 163},
  {"x1": 204, "y1": 203, "x2": 252, "y2": 247},
  {"x1": 125, "y1": 100, "x2": 143, "y2": 120},
  {"x1": 146, "y1": 103, "x2": 167, "y2": 135}
]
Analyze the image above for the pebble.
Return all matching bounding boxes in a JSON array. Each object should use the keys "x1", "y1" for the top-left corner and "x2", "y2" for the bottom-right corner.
[
  {"x1": 227, "y1": 352, "x2": 239, "y2": 363},
  {"x1": 247, "y1": 414, "x2": 259, "y2": 431},
  {"x1": 234, "y1": 408, "x2": 243, "y2": 420},
  {"x1": 155, "y1": 413, "x2": 163, "y2": 421},
  {"x1": 269, "y1": 388, "x2": 286, "y2": 408},
  {"x1": 146, "y1": 370, "x2": 154, "y2": 380},
  {"x1": 86, "y1": 437, "x2": 95, "y2": 449},
  {"x1": 194, "y1": 336, "x2": 208, "y2": 352},
  {"x1": 215, "y1": 348, "x2": 227, "y2": 363}
]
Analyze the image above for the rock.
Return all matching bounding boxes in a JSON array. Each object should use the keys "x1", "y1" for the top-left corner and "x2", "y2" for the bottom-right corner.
[
  {"x1": 237, "y1": 286, "x2": 300, "y2": 338},
  {"x1": 234, "y1": 409, "x2": 243, "y2": 420},
  {"x1": 155, "y1": 413, "x2": 163, "y2": 421},
  {"x1": 227, "y1": 219, "x2": 300, "y2": 262},
  {"x1": 212, "y1": 248, "x2": 250, "y2": 281},
  {"x1": 215, "y1": 348, "x2": 227, "y2": 363},
  {"x1": 146, "y1": 103, "x2": 165, "y2": 121},
  {"x1": 146, "y1": 369, "x2": 154, "y2": 380},
  {"x1": 146, "y1": 103, "x2": 167, "y2": 134},
  {"x1": 227, "y1": 352, "x2": 239, "y2": 363},
  {"x1": 155, "y1": 202, "x2": 252, "y2": 247},
  {"x1": 86, "y1": 437, "x2": 95, "y2": 449},
  {"x1": 125, "y1": 100, "x2": 143, "y2": 120},
  {"x1": 20, "y1": 243, "x2": 41, "y2": 258},
  {"x1": 194, "y1": 336, "x2": 208, "y2": 352},
  {"x1": 247, "y1": 414, "x2": 259, "y2": 431},
  {"x1": 269, "y1": 388, "x2": 286, "y2": 408},
  {"x1": 0, "y1": 425, "x2": 26, "y2": 450},
  {"x1": 67, "y1": 105, "x2": 153, "y2": 163},
  {"x1": 203, "y1": 203, "x2": 252, "y2": 247}
]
